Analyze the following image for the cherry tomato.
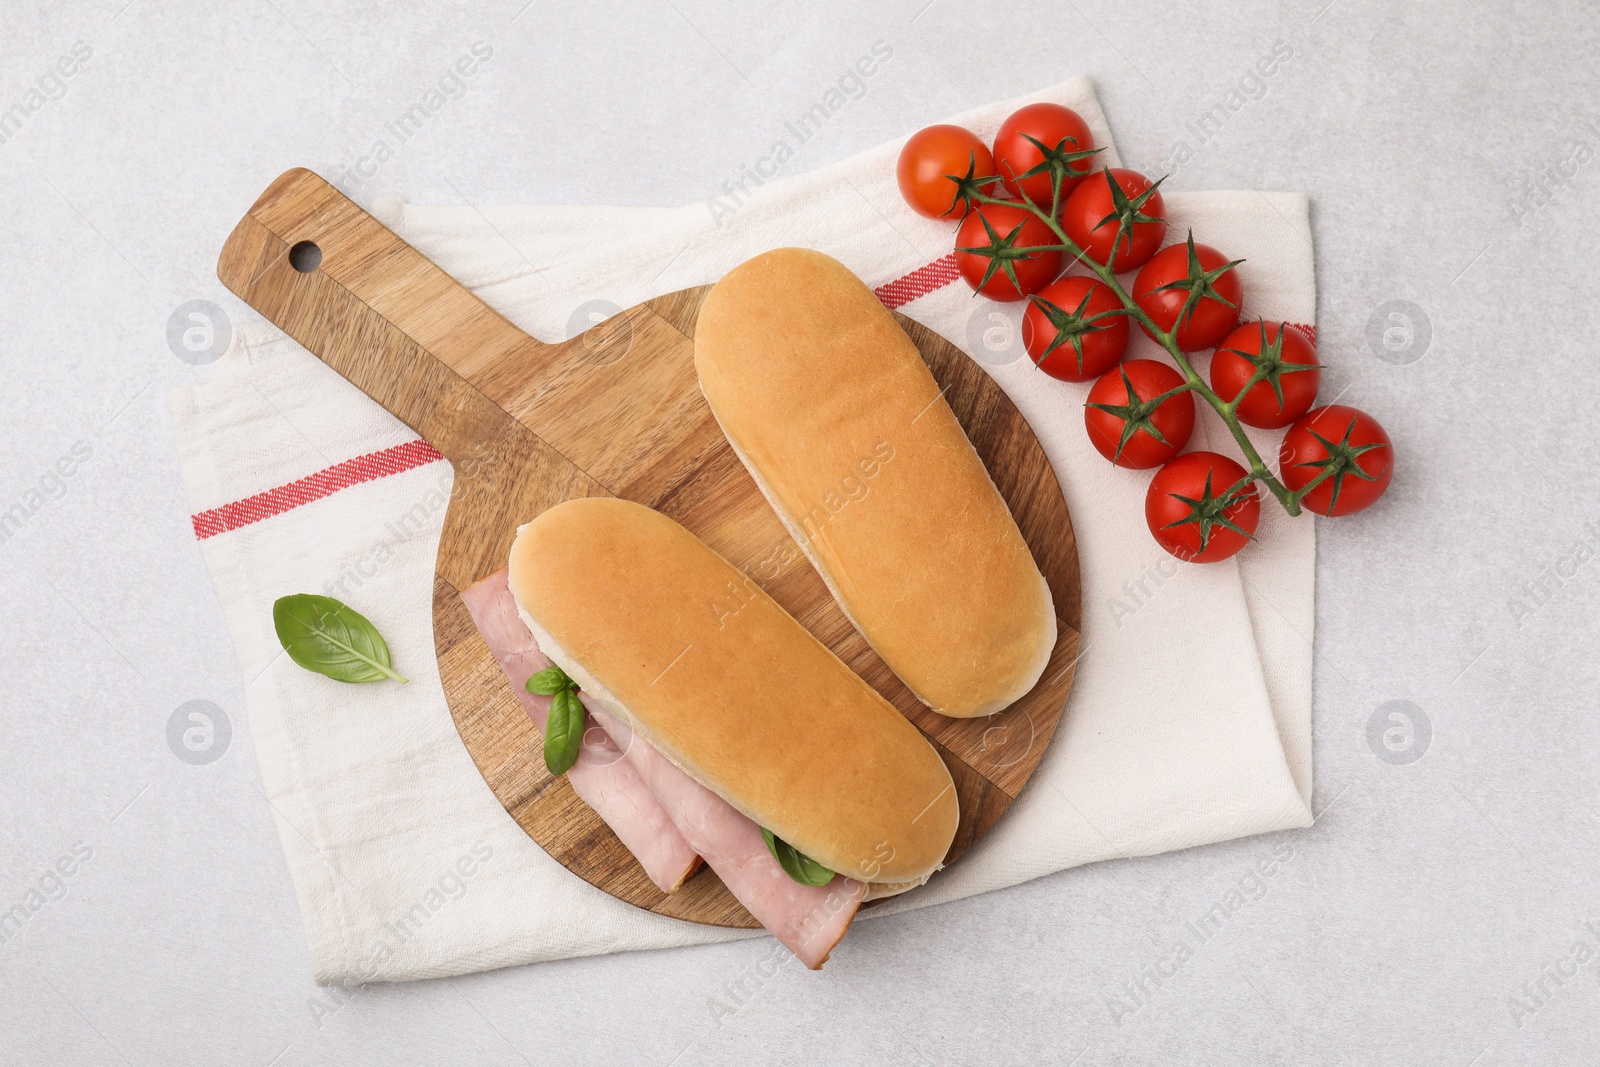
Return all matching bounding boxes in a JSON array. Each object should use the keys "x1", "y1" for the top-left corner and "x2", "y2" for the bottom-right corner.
[
  {"x1": 1279, "y1": 404, "x2": 1394, "y2": 516},
  {"x1": 992, "y1": 103, "x2": 1097, "y2": 207},
  {"x1": 1132, "y1": 239, "x2": 1243, "y2": 352},
  {"x1": 1021, "y1": 276, "x2": 1129, "y2": 381},
  {"x1": 896, "y1": 124, "x2": 998, "y2": 219},
  {"x1": 1084, "y1": 360, "x2": 1195, "y2": 469},
  {"x1": 1209, "y1": 321, "x2": 1321, "y2": 429},
  {"x1": 1062, "y1": 168, "x2": 1167, "y2": 273},
  {"x1": 954, "y1": 202, "x2": 1062, "y2": 301},
  {"x1": 1145, "y1": 451, "x2": 1260, "y2": 563}
]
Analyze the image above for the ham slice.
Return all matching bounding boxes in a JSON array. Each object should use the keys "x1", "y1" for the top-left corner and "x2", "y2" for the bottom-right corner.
[
  {"x1": 463, "y1": 568, "x2": 866, "y2": 967},
  {"x1": 588, "y1": 706, "x2": 867, "y2": 969},
  {"x1": 460, "y1": 570, "x2": 700, "y2": 894}
]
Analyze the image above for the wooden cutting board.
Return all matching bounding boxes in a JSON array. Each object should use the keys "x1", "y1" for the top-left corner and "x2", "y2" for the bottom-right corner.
[{"x1": 217, "y1": 168, "x2": 1082, "y2": 928}]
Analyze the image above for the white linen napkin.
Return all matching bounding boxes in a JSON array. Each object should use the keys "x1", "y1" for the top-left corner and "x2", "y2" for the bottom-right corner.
[{"x1": 169, "y1": 76, "x2": 1315, "y2": 985}]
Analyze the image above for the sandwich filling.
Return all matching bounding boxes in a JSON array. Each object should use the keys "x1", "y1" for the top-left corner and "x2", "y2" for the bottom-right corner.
[
  {"x1": 461, "y1": 570, "x2": 700, "y2": 895},
  {"x1": 462, "y1": 568, "x2": 867, "y2": 968}
]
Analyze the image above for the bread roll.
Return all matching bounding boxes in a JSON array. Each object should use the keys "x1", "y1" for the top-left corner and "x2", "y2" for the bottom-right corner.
[
  {"x1": 507, "y1": 497, "x2": 958, "y2": 887},
  {"x1": 694, "y1": 248, "x2": 1055, "y2": 718}
]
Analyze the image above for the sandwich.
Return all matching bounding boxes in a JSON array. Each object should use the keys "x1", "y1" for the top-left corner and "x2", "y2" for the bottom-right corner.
[
  {"x1": 465, "y1": 497, "x2": 959, "y2": 967},
  {"x1": 693, "y1": 248, "x2": 1055, "y2": 717}
]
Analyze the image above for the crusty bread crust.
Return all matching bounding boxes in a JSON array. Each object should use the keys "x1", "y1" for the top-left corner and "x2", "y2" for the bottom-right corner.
[
  {"x1": 508, "y1": 497, "x2": 959, "y2": 886},
  {"x1": 694, "y1": 248, "x2": 1055, "y2": 718}
]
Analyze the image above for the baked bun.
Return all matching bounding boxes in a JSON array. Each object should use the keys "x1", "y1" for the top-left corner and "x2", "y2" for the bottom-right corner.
[
  {"x1": 507, "y1": 497, "x2": 958, "y2": 887},
  {"x1": 694, "y1": 248, "x2": 1055, "y2": 717}
]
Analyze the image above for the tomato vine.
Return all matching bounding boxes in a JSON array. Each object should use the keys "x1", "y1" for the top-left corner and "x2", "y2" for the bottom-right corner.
[{"x1": 898, "y1": 103, "x2": 1396, "y2": 559}]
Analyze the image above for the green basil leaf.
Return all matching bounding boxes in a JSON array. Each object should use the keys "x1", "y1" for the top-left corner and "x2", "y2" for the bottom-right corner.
[
  {"x1": 761, "y1": 827, "x2": 834, "y2": 887},
  {"x1": 544, "y1": 688, "x2": 585, "y2": 777},
  {"x1": 273, "y1": 594, "x2": 408, "y2": 684},
  {"x1": 525, "y1": 664, "x2": 573, "y2": 696}
]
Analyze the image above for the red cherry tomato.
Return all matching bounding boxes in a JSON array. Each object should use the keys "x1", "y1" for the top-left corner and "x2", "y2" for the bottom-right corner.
[
  {"x1": 992, "y1": 103, "x2": 1097, "y2": 206},
  {"x1": 1145, "y1": 451, "x2": 1260, "y2": 563},
  {"x1": 1021, "y1": 276, "x2": 1129, "y2": 381},
  {"x1": 1209, "y1": 321, "x2": 1321, "y2": 429},
  {"x1": 1279, "y1": 404, "x2": 1394, "y2": 516},
  {"x1": 1084, "y1": 360, "x2": 1195, "y2": 469},
  {"x1": 1062, "y1": 168, "x2": 1167, "y2": 273},
  {"x1": 1132, "y1": 240, "x2": 1243, "y2": 352},
  {"x1": 896, "y1": 124, "x2": 998, "y2": 219},
  {"x1": 954, "y1": 202, "x2": 1062, "y2": 301}
]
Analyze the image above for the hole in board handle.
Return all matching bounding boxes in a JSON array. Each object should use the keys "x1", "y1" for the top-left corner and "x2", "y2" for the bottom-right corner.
[{"x1": 288, "y1": 241, "x2": 322, "y2": 273}]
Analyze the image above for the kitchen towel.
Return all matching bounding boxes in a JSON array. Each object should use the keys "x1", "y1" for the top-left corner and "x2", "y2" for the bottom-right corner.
[{"x1": 169, "y1": 76, "x2": 1317, "y2": 985}]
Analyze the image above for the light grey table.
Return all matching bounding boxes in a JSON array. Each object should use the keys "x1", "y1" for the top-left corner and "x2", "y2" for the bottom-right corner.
[{"x1": 3, "y1": 1, "x2": 1596, "y2": 1063}]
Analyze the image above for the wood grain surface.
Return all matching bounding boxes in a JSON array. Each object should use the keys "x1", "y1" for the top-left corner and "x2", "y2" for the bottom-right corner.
[{"x1": 217, "y1": 168, "x2": 1083, "y2": 928}]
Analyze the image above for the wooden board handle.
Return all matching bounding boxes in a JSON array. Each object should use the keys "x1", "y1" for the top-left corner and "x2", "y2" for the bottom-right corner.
[
  {"x1": 215, "y1": 168, "x2": 553, "y2": 466},
  {"x1": 217, "y1": 168, "x2": 607, "y2": 587}
]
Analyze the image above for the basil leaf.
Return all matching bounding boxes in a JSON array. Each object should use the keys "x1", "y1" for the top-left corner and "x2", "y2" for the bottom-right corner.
[
  {"x1": 761, "y1": 827, "x2": 834, "y2": 887},
  {"x1": 273, "y1": 594, "x2": 408, "y2": 684},
  {"x1": 544, "y1": 688, "x2": 584, "y2": 776},
  {"x1": 525, "y1": 664, "x2": 573, "y2": 696}
]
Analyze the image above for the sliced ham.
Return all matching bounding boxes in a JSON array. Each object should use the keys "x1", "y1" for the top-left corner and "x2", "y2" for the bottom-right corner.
[
  {"x1": 588, "y1": 706, "x2": 867, "y2": 969},
  {"x1": 460, "y1": 570, "x2": 700, "y2": 894},
  {"x1": 463, "y1": 568, "x2": 867, "y2": 967}
]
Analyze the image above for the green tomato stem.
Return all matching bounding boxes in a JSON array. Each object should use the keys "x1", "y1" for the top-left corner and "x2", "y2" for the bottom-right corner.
[{"x1": 1286, "y1": 461, "x2": 1339, "y2": 506}]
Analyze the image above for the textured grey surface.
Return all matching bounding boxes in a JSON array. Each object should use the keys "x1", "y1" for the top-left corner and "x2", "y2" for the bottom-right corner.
[{"x1": 1, "y1": 1, "x2": 1597, "y2": 1063}]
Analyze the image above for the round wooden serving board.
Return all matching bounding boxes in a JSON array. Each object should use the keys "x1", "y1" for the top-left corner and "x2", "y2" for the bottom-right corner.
[{"x1": 217, "y1": 169, "x2": 1082, "y2": 928}]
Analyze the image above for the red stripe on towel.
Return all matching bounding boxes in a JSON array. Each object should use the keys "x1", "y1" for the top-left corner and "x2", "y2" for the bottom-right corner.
[
  {"x1": 873, "y1": 252, "x2": 961, "y2": 309},
  {"x1": 191, "y1": 439, "x2": 444, "y2": 540}
]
